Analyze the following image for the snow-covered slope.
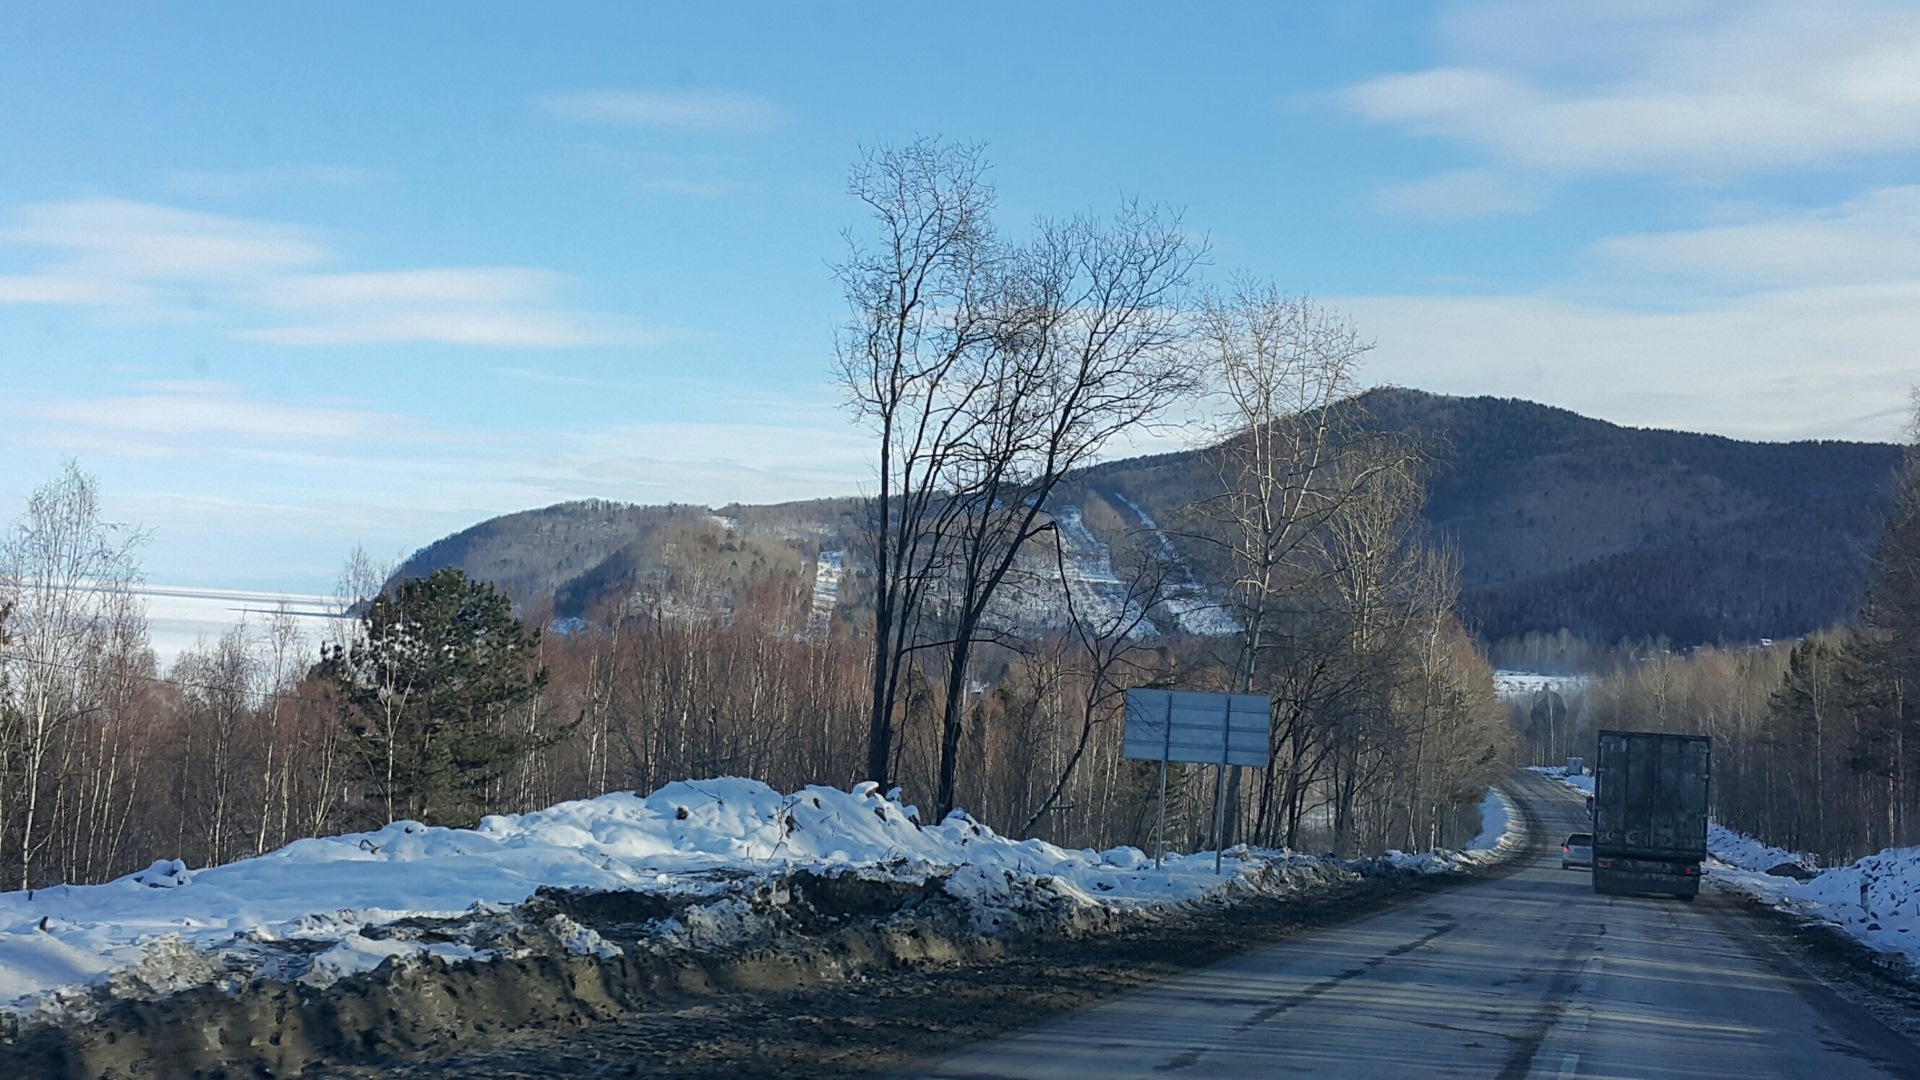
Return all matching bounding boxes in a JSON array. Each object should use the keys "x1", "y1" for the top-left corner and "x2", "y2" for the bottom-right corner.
[{"x1": 0, "y1": 778, "x2": 1521, "y2": 1018}]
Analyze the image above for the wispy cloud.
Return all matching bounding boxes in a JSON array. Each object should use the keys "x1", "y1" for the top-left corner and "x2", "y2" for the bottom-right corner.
[
  {"x1": 1373, "y1": 168, "x2": 1540, "y2": 219},
  {"x1": 37, "y1": 384, "x2": 403, "y2": 442},
  {"x1": 4, "y1": 198, "x2": 331, "y2": 282},
  {"x1": 567, "y1": 145, "x2": 751, "y2": 199},
  {"x1": 0, "y1": 274, "x2": 156, "y2": 307},
  {"x1": 0, "y1": 200, "x2": 645, "y2": 347},
  {"x1": 1345, "y1": 3, "x2": 1920, "y2": 180},
  {"x1": 540, "y1": 89, "x2": 783, "y2": 131},
  {"x1": 1593, "y1": 185, "x2": 1920, "y2": 288},
  {"x1": 1339, "y1": 280, "x2": 1920, "y2": 442},
  {"x1": 254, "y1": 268, "x2": 566, "y2": 310}
]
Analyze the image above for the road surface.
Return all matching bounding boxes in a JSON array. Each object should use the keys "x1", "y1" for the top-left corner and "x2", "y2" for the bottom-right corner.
[{"x1": 915, "y1": 769, "x2": 1920, "y2": 1079}]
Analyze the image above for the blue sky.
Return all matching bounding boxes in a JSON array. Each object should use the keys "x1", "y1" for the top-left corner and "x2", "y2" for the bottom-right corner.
[{"x1": 5, "y1": 1, "x2": 1920, "y2": 593}]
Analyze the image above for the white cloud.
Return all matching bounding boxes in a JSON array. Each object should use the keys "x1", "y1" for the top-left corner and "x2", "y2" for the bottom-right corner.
[
  {"x1": 1346, "y1": 2, "x2": 1920, "y2": 178},
  {"x1": 0, "y1": 200, "x2": 641, "y2": 348},
  {"x1": 38, "y1": 386, "x2": 402, "y2": 442},
  {"x1": 4, "y1": 198, "x2": 331, "y2": 282},
  {"x1": 1337, "y1": 282, "x2": 1920, "y2": 442},
  {"x1": 541, "y1": 90, "x2": 782, "y2": 131},
  {"x1": 1593, "y1": 184, "x2": 1920, "y2": 287},
  {"x1": 1373, "y1": 168, "x2": 1540, "y2": 218}
]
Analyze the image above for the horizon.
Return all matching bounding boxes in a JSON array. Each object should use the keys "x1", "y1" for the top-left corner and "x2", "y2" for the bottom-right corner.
[{"x1": 5, "y1": 3, "x2": 1920, "y2": 595}]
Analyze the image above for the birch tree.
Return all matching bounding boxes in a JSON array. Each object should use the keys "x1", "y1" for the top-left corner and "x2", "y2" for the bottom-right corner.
[{"x1": 0, "y1": 461, "x2": 148, "y2": 888}]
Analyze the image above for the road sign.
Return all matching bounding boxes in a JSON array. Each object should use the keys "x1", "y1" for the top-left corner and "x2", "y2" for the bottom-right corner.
[
  {"x1": 1123, "y1": 689, "x2": 1271, "y2": 767},
  {"x1": 1122, "y1": 689, "x2": 1272, "y2": 873}
]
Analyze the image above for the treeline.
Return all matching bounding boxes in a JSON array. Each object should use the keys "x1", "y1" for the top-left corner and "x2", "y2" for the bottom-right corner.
[{"x1": 1512, "y1": 441, "x2": 1920, "y2": 864}]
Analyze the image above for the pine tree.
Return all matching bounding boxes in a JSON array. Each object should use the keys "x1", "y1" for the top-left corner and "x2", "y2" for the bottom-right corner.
[{"x1": 322, "y1": 568, "x2": 548, "y2": 827}]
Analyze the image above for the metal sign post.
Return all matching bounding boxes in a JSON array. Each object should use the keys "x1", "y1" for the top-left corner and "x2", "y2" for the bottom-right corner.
[
  {"x1": 1155, "y1": 695, "x2": 1171, "y2": 868},
  {"x1": 1123, "y1": 689, "x2": 1271, "y2": 874}
]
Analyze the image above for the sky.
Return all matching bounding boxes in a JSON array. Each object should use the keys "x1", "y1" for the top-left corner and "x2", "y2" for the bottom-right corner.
[{"x1": 4, "y1": 1, "x2": 1920, "y2": 596}]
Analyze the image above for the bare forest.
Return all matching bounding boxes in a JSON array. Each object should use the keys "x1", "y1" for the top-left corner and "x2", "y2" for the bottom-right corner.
[{"x1": 0, "y1": 144, "x2": 1515, "y2": 891}]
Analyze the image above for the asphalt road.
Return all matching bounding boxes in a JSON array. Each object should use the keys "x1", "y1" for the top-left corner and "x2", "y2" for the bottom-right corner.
[{"x1": 914, "y1": 770, "x2": 1920, "y2": 1079}]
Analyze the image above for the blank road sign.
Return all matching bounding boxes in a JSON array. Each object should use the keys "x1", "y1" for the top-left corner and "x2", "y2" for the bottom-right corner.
[{"x1": 1123, "y1": 689, "x2": 1271, "y2": 767}]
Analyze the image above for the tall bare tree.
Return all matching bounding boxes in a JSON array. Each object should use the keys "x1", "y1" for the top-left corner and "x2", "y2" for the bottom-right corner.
[{"x1": 836, "y1": 138, "x2": 1000, "y2": 792}]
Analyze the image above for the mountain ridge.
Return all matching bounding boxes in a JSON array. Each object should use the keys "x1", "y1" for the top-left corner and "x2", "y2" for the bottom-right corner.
[{"x1": 393, "y1": 390, "x2": 1904, "y2": 646}]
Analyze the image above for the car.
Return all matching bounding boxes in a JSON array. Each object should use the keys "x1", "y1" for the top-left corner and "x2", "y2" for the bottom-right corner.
[{"x1": 1561, "y1": 832, "x2": 1594, "y2": 870}]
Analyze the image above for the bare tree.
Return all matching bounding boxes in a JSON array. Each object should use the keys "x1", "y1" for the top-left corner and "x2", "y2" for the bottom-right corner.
[
  {"x1": 836, "y1": 138, "x2": 1001, "y2": 792},
  {"x1": 922, "y1": 204, "x2": 1202, "y2": 822},
  {"x1": 1017, "y1": 528, "x2": 1173, "y2": 836},
  {"x1": 1198, "y1": 286, "x2": 1392, "y2": 845},
  {"x1": 0, "y1": 461, "x2": 148, "y2": 887}
]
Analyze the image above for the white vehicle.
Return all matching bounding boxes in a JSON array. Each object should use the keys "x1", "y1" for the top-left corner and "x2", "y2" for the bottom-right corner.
[{"x1": 1562, "y1": 832, "x2": 1594, "y2": 870}]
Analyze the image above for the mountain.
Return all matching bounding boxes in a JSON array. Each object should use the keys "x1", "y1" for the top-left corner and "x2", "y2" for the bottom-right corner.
[
  {"x1": 1359, "y1": 390, "x2": 1901, "y2": 643},
  {"x1": 393, "y1": 390, "x2": 1905, "y2": 646}
]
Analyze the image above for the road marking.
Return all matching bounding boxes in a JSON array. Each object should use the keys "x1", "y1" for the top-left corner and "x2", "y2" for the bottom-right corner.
[{"x1": 1556, "y1": 1053, "x2": 1580, "y2": 1078}]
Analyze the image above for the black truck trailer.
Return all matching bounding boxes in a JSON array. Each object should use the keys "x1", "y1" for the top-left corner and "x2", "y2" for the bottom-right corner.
[{"x1": 1590, "y1": 730, "x2": 1710, "y2": 898}]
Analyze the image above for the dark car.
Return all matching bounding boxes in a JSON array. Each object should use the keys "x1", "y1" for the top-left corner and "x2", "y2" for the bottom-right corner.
[{"x1": 1562, "y1": 832, "x2": 1594, "y2": 870}]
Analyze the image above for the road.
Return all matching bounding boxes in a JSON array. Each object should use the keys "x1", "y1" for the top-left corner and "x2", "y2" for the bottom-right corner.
[{"x1": 914, "y1": 770, "x2": 1920, "y2": 1079}]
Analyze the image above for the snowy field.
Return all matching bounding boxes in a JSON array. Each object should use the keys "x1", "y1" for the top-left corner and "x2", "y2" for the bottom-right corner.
[
  {"x1": 1535, "y1": 767, "x2": 1920, "y2": 974},
  {"x1": 1493, "y1": 671, "x2": 1589, "y2": 701},
  {"x1": 0, "y1": 778, "x2": 1521, "y2": 1019}
]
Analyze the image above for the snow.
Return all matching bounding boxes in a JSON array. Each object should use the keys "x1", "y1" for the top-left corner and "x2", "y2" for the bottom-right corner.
[
  {"x1": 0, "y1": 777, "x2": 1524, "y2": 1017},
  {"x1": 1052, "y1": 505, "x2": 1159, "y2": 637},
  {"x1": 1530, "y1": 765, "x2": 1593, "y2": 795},
  {"x1": 1494, "y1": 671, "x2": 1588, "y2": 701},
  {"x1": 806, "y1": 550, "x2": 843, "y2": 636},
  {"x1": 1705, "y1": 828, "x2": 1920, "y2": 974},
  {"x1": 1108, "y1": 495, "x2": 1242, "y2": 637},
  {"x1": 135, "y1": 583, "x2": 343, "y2": 668},
  {"x1": 1380, "y1": 788, "x2": 1523, "y2": 873},
  {"x1": 1536, "y1": 767, "x2": 1920, "y2": 973},
  {"x1": 1469, "y1": 789, "x2": 1514, "y2": 852}
]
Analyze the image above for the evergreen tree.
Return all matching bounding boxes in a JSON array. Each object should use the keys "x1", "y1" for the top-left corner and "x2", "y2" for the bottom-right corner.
[{"x1": 322, "y1": 568, "x2": 548, "y2": 827}]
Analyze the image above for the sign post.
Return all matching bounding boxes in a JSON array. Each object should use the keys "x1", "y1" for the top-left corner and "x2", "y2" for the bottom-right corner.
[{"x1": 1123, "y1": 689, "x2": 1271, "y2": 874}]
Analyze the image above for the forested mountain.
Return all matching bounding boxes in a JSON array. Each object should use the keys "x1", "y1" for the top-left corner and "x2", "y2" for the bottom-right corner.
[
  {"x1": 398, "y1": 390, "x2": 1904, "y2": 646},
  {"x1": 1385, "y1": 390, "x2": 1900, "y2": 643}
]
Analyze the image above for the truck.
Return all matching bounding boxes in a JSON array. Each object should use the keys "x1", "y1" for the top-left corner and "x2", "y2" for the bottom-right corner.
[{"x1": 1590, "y1": 729, "x2": 1710, "y2": 899}]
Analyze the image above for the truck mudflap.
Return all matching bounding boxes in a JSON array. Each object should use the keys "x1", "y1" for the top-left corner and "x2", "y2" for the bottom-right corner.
[{"x1": 1592, "y1": 857, "x2": 1702, "y2": 899}]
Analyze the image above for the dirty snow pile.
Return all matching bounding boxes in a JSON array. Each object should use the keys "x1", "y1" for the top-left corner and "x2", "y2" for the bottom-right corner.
[
  {"x1": 0, "y1": 777, "x2": 1518, "y2": 1017},
  {"x1": 1534, "y1": 765, "x2": 1920, "y2": 972}
]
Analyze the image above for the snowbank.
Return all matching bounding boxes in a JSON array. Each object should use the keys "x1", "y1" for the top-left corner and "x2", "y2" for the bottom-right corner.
[
  {"x1": 0, "y1": 777, "x2": 1520, "y2": 1017},
  {"x1": 1379, "y1": 788, "x2": 1523, "y2": 873},
  {"x1": 1706, "y1": 830, "x2": 1920, "y2": 974}
]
